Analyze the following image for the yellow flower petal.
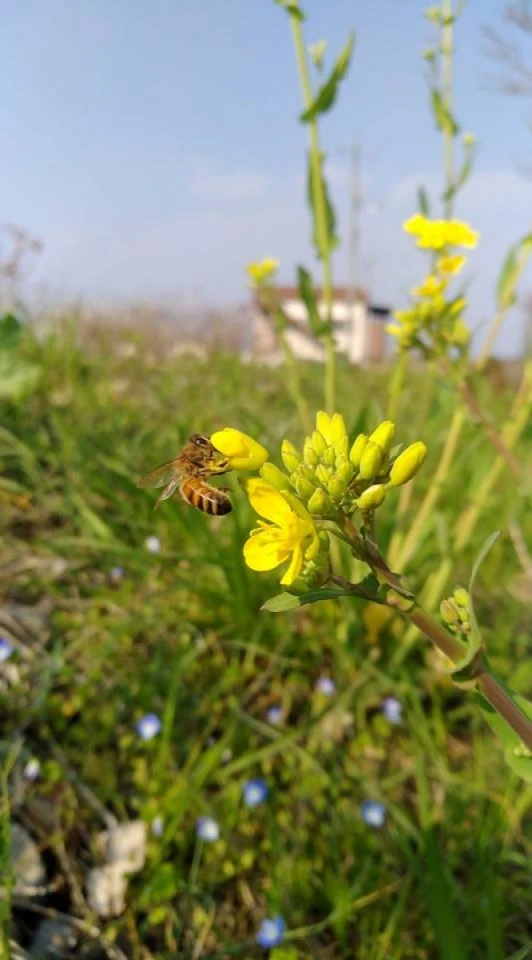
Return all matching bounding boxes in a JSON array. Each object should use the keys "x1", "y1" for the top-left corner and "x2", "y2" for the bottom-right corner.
[
  {"x1": 403, "y1": 214, "x2": 428, "y2": 236},
  {"x1": 210, "y1": 428, "x2": 269, "y2": 471},
  {"x1": 243, "y1": 530, "x2": 291, "y2": 571},
  {"x1": 280, "y1": 542, "x2": 303, "y2": 585},
  {"x1": 244, "y1": 479, "x2": 294, "y2": 526},
  {"x1": 411, "y1": 275, "x2": 447, "y2": 298},
  {"x1": 437, "y1": 254, "x2": 466, "y2": 276},
  {"x1": 245, "y1": 258, "x2": 280, "y2": 285},
  {"x1": 444, "y1": 221, "x2": 478, "y2": 249}
]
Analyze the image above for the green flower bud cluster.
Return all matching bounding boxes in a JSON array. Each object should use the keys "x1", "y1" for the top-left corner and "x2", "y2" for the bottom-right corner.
[
  {"x1": 287, "y1": 531, "x2": 331, "y2": 594},
  {"x1": 279, "y1": 414, "x2": 427, "y2": 519},
  {"x1": 440, "y1": 586, "x2": 471, "y2": 634},
  {"x1": 281, "y1": 413, "x2": 353, "y2": 515}
]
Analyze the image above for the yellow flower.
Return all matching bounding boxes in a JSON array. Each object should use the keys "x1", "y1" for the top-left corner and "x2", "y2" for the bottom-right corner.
[
  {"x1": 243, "y1": 479, "x2": 318, "y2": 586},
  {"x1": 403, "y1": 214, "x2": 478, "y2": 251},
  {"x1": 437, "y1": 255, "x2": 466, "y2": 276},
  {"x1": 245, "y1": 258, "x2": 280, "y2": 285},
  {"x1": 444, "y1": 221, "x2": 478, "y2": 249},
  {"x1": 210, "y1": 428, "x2": 269, "y2": 471},
  {"x1": 411, "y1": 275, "x2": 447, "y2": 298}
]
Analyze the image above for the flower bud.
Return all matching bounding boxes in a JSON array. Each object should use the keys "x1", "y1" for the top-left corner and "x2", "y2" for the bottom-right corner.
[
  {"x1": 310, "y1": 430, "x2": 327, "y2": 457},
  {"x1": 453, "y1": 586, "x2": 469, "y2": 608},
  {"x1": 369, "y1": 420, "x2": 396, "y2": 454},
  {"x1": 349, "y1": 433, "x2": 368, "y2": 468},
  {"x1": 336, "y1": 456, "x2": 354, "y2": 484},
  {"x1": 307, "y1": 488, "x2": 334, "y2": 515},
  {"x1": 322, "y1": 446, "x2": 336, "y2": 467},
  {"x1": 295, "y1": 476, "x2": 316, "y2": 500},
  {"x1": 440, "y1": 598, "x2": 459, "y2": 625},
  {"x1": 260, "y1": 462, "x2": 290, "y2": 492},
  {"x1": 303, "y1": 438, "x2": 319, "y2": 467},
  {"x1": 327, "y1": 475, "x2": 347, "y2": 501},
  {"x1": 281, "y1": 439, "x2": 301, "y2": 473},
  {"x1": 355, "y1": 484, "x2": 386, "y2": 511},
  {"x1": 359, "y1": 441, "x2": 384, "y2": 480},
  {"x1": 388, "y1": 441, "x2": 427, "y2": 487},
  {"x1": 315, "y1": 464, "x2": 331, "y2": 486}
]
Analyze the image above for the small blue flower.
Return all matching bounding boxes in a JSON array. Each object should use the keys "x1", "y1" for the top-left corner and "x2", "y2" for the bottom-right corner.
[
  {"x1": 136, "y1": 713, "x2": 162, "y2": 740},
  {"x1": 256, "y1": 915, "x2": 286, "y2": 949},
  {"x1": 242, "y1": 778, "x2": 268, "y2": 808},
  {"x1": 361, "y1": 800, "x2": 386, "y2": 828},
  {"x1": 0, "y1": 636, "x2": 14, "y2": 662},
  {"x1": 151, "y1": 815, "x2": 164, "y2": 837},
  {"x1": 266, "y1": 705, "x2": 283, "y2": 726},
  {"x1": 145, "y1": 535, "x2": 161, "y2": 554},
  {"x1": 24, "y1": 758, "x2": 40, "y2": 781},
  {"x1": 315, "y1": 675, "x2": 335, "y2": 696},
  {"x1": 382, "y1": 696, "x2": 402, "y2": 725},
  {"x1": 196, "y1": 816, "x2": 220, "y2": 842},
  {"x1": 109, "y1": 566, "x2": 125, "y2": 582}
]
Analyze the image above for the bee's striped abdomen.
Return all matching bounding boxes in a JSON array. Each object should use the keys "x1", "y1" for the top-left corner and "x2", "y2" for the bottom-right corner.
[{"x1": 180, "y1": 478, "x2": 232, "y2": 516}]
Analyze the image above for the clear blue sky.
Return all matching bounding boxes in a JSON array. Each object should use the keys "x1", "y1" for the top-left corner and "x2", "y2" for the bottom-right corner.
[{"x1": 2, "y1": 0, "x2": 531, "y2": 354}]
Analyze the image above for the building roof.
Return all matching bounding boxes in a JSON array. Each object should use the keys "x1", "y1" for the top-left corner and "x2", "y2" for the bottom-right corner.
[{"x1": 261, "y1": 284, "x2": 369, "y2": 304}]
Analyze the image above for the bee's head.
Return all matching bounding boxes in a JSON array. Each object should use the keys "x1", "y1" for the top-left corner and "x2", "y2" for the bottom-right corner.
[{"x1": 189, "y1": 434, "x2": 230, "y2": 474}]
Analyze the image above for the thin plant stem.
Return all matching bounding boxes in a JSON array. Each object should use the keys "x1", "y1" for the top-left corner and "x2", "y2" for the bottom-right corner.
[
  {"x1": 441, "y1": 0, "x2": 455, "y2": 219},
  {"x1": 476, "y1": 243, "x2": 532, "y2": 371},
  {"x1": 386, "y1": 352, "x2": 407, "y2": 421},
  {"x1": 289, "y1": 13, "x2": 336, "y2": 413},
  {"x1": 279, "y1": 333, "x2": 313, "y2": 435},
  {"x1": 453, "y1": 362, "x2": 532, "y2": 550},
  {"x1": 389, "y1": 405, "x2": 466, "y2": 570}
]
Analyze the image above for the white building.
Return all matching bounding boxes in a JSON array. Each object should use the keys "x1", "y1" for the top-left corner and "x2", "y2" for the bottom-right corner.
[{"x1": 252, "y1": 286, "x2": 390, "y2": 365}]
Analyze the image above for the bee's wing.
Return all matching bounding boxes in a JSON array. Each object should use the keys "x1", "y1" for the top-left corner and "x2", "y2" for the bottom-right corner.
[
  {"x1": 154, "y1": 478, "x2": 181, "y2": 508},
  {"x1": 136, "y1": 459, "x2": 182, "y2": 489}
]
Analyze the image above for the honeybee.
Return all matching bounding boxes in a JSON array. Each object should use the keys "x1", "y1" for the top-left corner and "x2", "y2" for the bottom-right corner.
[{"x1": 137, "y1": 434, "x2": 233, "y2": 515}]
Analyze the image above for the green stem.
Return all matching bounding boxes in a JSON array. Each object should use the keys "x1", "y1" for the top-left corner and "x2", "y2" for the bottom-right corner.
[
  {"x1": 406, "y1": 607, "x2": 532, "y2": 751},
  {"x1": 289, "y1": 12, "x2": 336, "y2": 413},
  {"x1": 441, "y1": 0, "x2": 454, "y2": 219},
  {"x1": 279, "y1": 332, "x2": 313, "y2": 435},
  {"x1": 476, "y1": 243, "x2": 532, "y2": 371},
  {"x1": 389, "y1": 406, "x2": 466, "y2": 570},
  {"x1": 386, "y1": 352, "x2": 407, "y2": 421},
  {"x1": 453, "y1": 362, "x2": 532, "y2": 550}
]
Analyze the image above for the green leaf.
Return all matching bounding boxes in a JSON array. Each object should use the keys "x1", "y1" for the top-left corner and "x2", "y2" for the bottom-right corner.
[
  {"x1": 300, "y1": 32, "x2": 355, "y2": 122},
  {"x1": 430, "y1": 89, "x2": 459, "y2": 137},
  {"x1": 306, "y1": 151, "x2": 339, "y2": 260},
  {"x1": 274, "y1": 305, "x2": 289, "y2": 333},
  {"x1": 469, "y1": 530, "x2": 501, "y2": 594},
  {"x1": 296, "y1": 266, "x2": 330, "y2": 337},
  {"x1": 418, "y1": 186, "x2": 430, "y2": 216},
  {"x1": 496, "y1": 233, "x2": 532, "y2": 309},
  {"x1": 273, "y1": 0, "x2": 305, "y2": 20},
  {"x1": 0, "y1": 313, "x2": 22, "y2": 350},
  {"x1": 261, "y1": 593, "x2": 301, "y2": 612},
  {"x1": 270, "y1": 949, "x2": 299, "y2": 960},
  {"x1": 475, "y1": 689, "x2": 532, "y2": 783}
]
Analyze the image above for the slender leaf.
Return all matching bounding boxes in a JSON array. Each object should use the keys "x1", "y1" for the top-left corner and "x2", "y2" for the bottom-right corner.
[
  {"x1": 297, "y1": 266, "x2": 330, "y2": 337},
  {"x1": 261, "y1": 593, "x2": 301, "y2": 612},
  {"x1": 418, "y1": 186, "x2": 430, "y2": 216},
  {"x1": 300, "y1": 33, "x2": 355, "y2": 122},
  {"x1": 469, "y1": 530, "x2": 501, "y2": 594},
  {"x1": 306, "y1": 151, "x2": 339, "y2": 259},
  {"x1": 496, "y1": 233, "x2": 532, "y2": 309},
  {"x1": 431, "y1": 89, "x2": 459, "y2": 136},
  {"x1": 273, "y1": 0, "x2": 305, "y2": 20}
]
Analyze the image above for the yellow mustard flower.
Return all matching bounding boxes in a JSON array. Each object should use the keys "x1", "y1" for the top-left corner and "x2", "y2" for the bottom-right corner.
[
  {"x1": 411, "y1": 275, "x2": 447, "y2": 298},
  {"x1": 245, "y1": 258, "x2": 280, "y2": 285},
  {"x1": 243, "y1": 479, "x2": 319, "y2": 586},
  {"x1": 210, "y1": 428, "x2": 269, "y2": 471},
  {"x1": 437, "y1": 254, "x2": 466, "y2": 276},
  {"x1": 403, "y1": 214, "x2": 478, "y2": 251},
  {"x1": 445, "y1": 221, "x2": 478, "y2": 249}
]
